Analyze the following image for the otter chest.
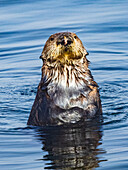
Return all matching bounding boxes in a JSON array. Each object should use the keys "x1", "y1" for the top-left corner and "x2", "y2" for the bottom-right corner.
[{"x1": 46, "y1": 66, "x2": 91, "y2": 110}]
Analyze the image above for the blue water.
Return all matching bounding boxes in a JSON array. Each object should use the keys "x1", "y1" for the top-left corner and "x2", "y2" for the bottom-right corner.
[{"x1": 0, "y1": 0, "x2": 128, "y2": 169}]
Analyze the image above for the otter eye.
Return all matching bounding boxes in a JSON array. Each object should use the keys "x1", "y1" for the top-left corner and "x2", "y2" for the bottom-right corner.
[
  {"x1": 74, "y1": 36, "x2": 77, "y2": 39},
  {"x1": 50, "y1": 37, "x2": 54, "y2": 41}
]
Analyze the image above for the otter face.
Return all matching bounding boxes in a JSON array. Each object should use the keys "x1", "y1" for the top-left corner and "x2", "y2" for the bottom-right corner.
[{"x1": 41, "y1": 32, "x2": 88, "y2": 65}]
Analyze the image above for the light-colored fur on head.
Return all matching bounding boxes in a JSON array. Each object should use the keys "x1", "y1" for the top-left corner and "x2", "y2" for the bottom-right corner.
[{"x1": 40, "y1": 32, "x2": 88, "y2": 66}]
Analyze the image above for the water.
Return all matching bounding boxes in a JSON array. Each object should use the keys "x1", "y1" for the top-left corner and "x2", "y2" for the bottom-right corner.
[{"x1": 0, "y1": 0, "x2": 128, "y2": 169}]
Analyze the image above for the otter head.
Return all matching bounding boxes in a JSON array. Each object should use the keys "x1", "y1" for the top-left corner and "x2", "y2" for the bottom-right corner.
[{"x1": 40, "y1": 32, "x2": 89, "y2": 65}]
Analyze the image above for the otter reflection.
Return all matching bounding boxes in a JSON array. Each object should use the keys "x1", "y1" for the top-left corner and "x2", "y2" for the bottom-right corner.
[{"x1": 35, "y1": 121, "x2": 106, "y2": 169}]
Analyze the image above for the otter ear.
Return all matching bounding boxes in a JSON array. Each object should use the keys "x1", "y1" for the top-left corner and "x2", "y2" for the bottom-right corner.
[
  {"x1": 86, "y1": 51, "x2": 89, "y2": 56},
  {"x1": 39, "y1": 52, "x2": 46, "y2": 60},
  {"x1": 83, "y1": 48, "x2": 89, "y2": 56},
  {"x1": 39, "y1": 55, "x2": 43, "y2": 59}
]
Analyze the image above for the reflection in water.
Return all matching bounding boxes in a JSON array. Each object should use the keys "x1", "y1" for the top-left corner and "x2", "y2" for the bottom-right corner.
[{"x1": 35, "y1": 119, "x2": 106, "y2": 169}]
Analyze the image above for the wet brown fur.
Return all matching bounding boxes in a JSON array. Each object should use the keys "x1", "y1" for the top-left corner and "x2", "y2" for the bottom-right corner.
[{"x1": 27, "y1": 32, "x2": 102, "y2": 126}]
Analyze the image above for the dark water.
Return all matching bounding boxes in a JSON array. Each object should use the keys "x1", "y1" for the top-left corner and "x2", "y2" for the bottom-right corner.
[{"x1": 0, "y1": 0, "x2": 128, "y2": 169}]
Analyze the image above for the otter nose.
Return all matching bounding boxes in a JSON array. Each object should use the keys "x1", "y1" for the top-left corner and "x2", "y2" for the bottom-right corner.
[
  {"x1": 57, "y1": 36, "x2": 73, "y2": 46},
  {"x1": 61, "y1": 39, "x2": 73, "y2": 46}
]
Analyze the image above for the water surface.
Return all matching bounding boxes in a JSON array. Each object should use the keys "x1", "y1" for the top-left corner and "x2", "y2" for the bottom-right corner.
[{"x1": 0, "y1": 0, "x2": 128, "y2": 169}]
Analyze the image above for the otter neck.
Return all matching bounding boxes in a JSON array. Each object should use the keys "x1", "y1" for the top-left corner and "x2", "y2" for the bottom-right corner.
[{"x1": 42, "y1": 58, "x2": 91, "y2": 89}]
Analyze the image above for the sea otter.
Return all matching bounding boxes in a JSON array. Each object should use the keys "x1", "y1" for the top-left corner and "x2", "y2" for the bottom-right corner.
[{"x1": 27, "y1": 32, "x2": 102, "y2": 126}]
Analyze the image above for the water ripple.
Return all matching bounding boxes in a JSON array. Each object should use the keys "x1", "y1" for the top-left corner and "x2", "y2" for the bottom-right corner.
[{"x1": 0, "y1": 0, "x2": 128, "y2": 169}]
